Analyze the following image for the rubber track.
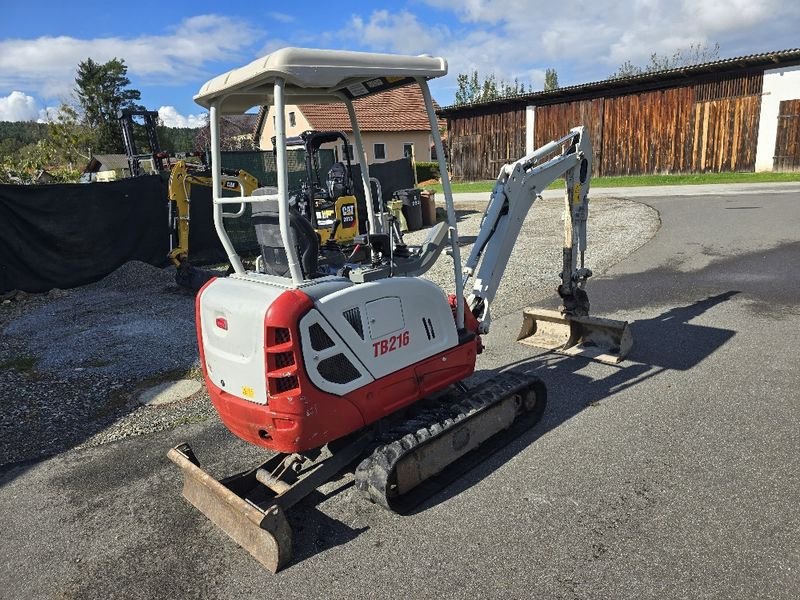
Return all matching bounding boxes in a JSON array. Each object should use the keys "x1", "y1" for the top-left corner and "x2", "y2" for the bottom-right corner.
[{"x1": 354, "y1": 371, "x2": 547, "y2": 513}]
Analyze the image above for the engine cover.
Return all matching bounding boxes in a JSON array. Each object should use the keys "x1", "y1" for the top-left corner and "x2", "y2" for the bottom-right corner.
[{"x1": 197, "y1": 273, "x2": 477, "y2": 452}]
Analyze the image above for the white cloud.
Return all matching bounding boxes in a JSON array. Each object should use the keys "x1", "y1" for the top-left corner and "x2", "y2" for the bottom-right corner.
[
  {"x1": 347, "y1": 10, "x2": 449, "y2": 55},
  {"x1": 158, "y1": 106, "x2": 207, "y2": 128},
  {"x1": 0, "y1": 91, "x2": 40, "y2": 122},
  {"x1": 268, "y1": 12, "x2": 295, "y2": 23},
  {"x1": 37, "y1": 106, "x2": 62, "y2": 123},
  {"x1": 0, "y1": 15, "x2": 260, "y2": 98},
  {"x1": 410, "y1": 0, "x2": 800, "y2": 95}
]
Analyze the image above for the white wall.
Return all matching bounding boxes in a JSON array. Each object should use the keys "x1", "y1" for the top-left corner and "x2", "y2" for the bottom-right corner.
[
  {"x1": 755, "y1": 65, "x2": 800, "y2": 171},
  {"x1": 525, "y1": 105, "x2": 535, "y2": 155}
]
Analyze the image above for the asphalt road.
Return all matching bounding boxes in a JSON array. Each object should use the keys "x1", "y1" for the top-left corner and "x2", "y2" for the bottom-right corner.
[{"x1": 1, "y1": 186, "x2": 798, "y2": 599}]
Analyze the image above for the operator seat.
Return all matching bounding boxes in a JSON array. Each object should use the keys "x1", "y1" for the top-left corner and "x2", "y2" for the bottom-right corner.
[
  {"x1": 251, "y1": 197, "x2": 319, "y2": 279},
  {"x1": 326, "y1": 162, "x2": 348, "y2": 199}
]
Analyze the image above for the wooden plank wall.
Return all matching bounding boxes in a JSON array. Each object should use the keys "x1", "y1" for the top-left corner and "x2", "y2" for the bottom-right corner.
[
  {"x1": 446, "y1": 106, "x2": 525, "y2": 180},
  {"x1": 773, "y1": 99, "x2": 800, "y2": 171},
  {"x1": 534, "y1": 100, "x2": 604, "y2": 177},
  {"x1": 447, "y1": 72, "x2": 764, "y2": 179},
  {"x1": 599, "y1": 88, "x2": 696, "y2": 175}
]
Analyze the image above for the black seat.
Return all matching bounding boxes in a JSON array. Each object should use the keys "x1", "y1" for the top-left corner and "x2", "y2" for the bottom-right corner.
[{"x1": 251, "y1": 200, "x2": 319, "y2": 278}]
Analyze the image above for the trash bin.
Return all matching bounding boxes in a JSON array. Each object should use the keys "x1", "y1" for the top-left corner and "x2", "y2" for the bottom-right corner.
[
  {"x1": 393, "y1": 188, "x2": 423, "y2": 231},
  {"x1": 419, "y1": 190, "x2": 436, "y2": 226}
]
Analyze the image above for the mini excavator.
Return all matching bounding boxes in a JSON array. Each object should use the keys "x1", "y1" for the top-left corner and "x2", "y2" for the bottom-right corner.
[
  {"x1": 168, "y1": 47, "x2": 632, "y2": 572},
  {"x1": 167, "y1": 160, "x2": 260, "y2": 289}
]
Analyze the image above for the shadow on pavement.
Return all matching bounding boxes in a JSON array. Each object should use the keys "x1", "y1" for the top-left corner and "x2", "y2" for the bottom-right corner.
[
  {"x1": 240, "y1": 291, "x2": 740, "y2": 565},
  {"x1": 401, "y1": 291, "x2": 738, "y2": 514}
]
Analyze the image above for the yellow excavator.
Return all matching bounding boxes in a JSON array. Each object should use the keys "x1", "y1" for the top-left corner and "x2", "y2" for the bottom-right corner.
[
  {"x1": 283, "y1": 130, "x2": 361, "y2": 246},
  {"x1": 167, "y1": 160, "x2": 261, "y2": 289}
]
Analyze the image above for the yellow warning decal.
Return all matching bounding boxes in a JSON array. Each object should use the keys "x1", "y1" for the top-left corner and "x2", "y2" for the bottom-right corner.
[
  {"x1": 572, "y1": 183, "x2": 582, "y2": 205},
  {"x1": 241, "y1": 386, "x2": 255, "y2": 399}
]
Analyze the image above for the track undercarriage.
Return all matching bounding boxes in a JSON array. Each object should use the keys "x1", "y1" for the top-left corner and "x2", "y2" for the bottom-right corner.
[{"x1": 168, "y1": 370, "x2": 547, "y2": 572}]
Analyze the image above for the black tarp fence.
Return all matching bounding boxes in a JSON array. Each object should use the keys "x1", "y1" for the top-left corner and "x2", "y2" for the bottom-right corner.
[
  {"x1": 0, "y1": 176, "x2": 170, "y2": 293},
  {"x1": 0, "y1": 153, "x2": 416, "y2": 293}
]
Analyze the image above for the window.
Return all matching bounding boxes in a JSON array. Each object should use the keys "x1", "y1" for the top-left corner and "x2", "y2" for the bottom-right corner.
[
  {"x1": 403, "y1": 143, "x2": 414, "y2": 159},
  {"x1": 342, "y1": 144, "x2": 355, "y2": 162},
  {"x1": 289, "y1": 111, "x2": 296, "y2": 127},
  {"x1": 373, "y1": 143, "x2": 386, "y2": 161}
]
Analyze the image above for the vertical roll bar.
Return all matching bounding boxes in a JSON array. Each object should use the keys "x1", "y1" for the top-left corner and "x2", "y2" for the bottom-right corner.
[
  {"x1": 210, "y1": 101, "x2": 245, "y2": 274},
  {"x1": 344, "y1": 98, "x2": 378, "y2": 235},
  {"x1": 417, "y1": 78, "x2": 464, "y2": 330},
  {"x1": 274, "y1": 78, "x2": 304, "y2": 286}
]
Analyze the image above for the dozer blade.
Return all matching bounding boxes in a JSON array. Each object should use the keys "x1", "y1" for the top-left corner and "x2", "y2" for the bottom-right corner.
[
  {"x1": 517, "y1": 308, "x2": 632, "y2": 364},
  {"x1": 167, "y1": 443, "x2": 292, "y2": 573}
]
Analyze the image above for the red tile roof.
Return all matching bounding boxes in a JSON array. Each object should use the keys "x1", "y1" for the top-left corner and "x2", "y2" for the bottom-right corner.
[{"x1": 254, "y1": 84, "x2": 443, "y2": 138}]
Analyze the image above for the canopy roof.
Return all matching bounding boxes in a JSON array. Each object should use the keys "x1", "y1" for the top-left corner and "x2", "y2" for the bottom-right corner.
[{"x1": 194, "y1": 47, "x2": 448, "y2": 114}]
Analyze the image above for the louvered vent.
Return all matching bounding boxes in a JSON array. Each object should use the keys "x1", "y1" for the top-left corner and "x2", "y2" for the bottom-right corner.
[
  {"x1": 422, "y1": 317, "x2": 436, "y2": 340},
  {"x1": 273, "y1": 351, "x2": 294, "y2": 369},
  {"x1": 275, "y1": 375, "x2": 299, "y2": 393},
  {"x1": 343, "y1": 307, "x2": 364, "y2": 339},
  {"x1": 318, "y1": 353, "x2": 361, "y2": 384},
  {"x1": 309, "y1": 323, "x2": 335, "y2": 351}
]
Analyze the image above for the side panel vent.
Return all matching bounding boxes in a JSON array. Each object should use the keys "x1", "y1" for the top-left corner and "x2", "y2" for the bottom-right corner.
[
  {"x1": 423, "y1": 317, "x2": 436, "y2": 340},
  {"x1": 343, "y1": 307, "x2": 364, "y2": 339},
  {"x1": 309, "y1": 322, "x2": 335, "y2": 351},
  {"x1": 273, "y1": 327, "x2": 291, "y2": 344},
  {"x1": 318, "y1": 353, "x2": 361, "y2": 384}
]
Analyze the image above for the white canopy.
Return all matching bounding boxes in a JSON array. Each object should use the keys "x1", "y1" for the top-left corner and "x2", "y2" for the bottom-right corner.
[{"x1": 194, "y1": 47, "x2": 448, "y2": 114}]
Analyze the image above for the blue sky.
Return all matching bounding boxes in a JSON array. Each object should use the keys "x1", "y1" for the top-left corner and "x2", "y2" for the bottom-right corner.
[{"x1": 1, "y1": 0, "x2": 799, "y2": 125}]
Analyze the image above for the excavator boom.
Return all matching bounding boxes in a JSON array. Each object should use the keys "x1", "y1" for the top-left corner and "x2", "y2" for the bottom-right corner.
[{"x1": 463, "y1": 127, "x2": 631, "y2": 363}]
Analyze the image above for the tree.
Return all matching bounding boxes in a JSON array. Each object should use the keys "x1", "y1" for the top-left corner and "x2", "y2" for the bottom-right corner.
[
  {"x1": 47, "y1": 103, "x2": 94, "y2": 168},
  {"x1": 544, "y1": 68, "x2": 559, "y2": 91},
  {"x1": 193, "y1": 116, "x2": 255, "y2": 152},
  {"x1": 454, "y1": 70, "x2": 528, "y2": 105},
  {"x1": 609, "y1": 42, "x2": 720, "y2": 79},
  {"x1": 74, "y1": 57, "x2": 143, "y2": 152}
]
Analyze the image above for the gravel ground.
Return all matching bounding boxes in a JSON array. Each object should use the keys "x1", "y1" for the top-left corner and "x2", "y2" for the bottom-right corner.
[
  {"x1": 405, "y1": 195, "x2": 659, "y2": 317},
  {"x1": 0, "y1": 196, "x2": 658, "y2": 469},
  {"x1": 0, "y1": 262, "x2": 208, "y2": 467}
]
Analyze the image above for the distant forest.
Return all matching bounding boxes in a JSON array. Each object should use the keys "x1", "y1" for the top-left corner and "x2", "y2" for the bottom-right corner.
[{"x1": 0, "y1": 120, "x2": 201, "y2": 161}]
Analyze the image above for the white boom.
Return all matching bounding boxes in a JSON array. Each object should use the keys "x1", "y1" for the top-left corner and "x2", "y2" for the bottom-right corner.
[{"x1": 463, "y1": 127, "x2": 593, "y2": 334}]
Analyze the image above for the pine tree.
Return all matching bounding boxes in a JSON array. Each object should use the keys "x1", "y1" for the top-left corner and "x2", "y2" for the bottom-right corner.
[
  {"x1": 74, "y1": 58, "x2": 143, "y2": 152},
  {"x1": 544, "y1": 68, "x2": 559, "y2": 91}
]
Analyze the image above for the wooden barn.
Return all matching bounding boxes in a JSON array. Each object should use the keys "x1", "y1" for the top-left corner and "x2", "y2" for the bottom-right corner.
[{"x1": 437, "y1": 49, "x2": 800, "y2": 180}]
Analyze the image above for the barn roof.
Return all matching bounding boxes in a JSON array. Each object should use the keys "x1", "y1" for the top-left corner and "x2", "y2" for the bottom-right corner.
[{"x1": 438, "y1": 48, "x2": 800, "y2": 116}]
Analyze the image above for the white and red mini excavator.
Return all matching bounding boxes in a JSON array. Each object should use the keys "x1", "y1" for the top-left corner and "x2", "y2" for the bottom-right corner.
[{"x1": 168, "y1": 47, "x2": 632, "y2": 572}]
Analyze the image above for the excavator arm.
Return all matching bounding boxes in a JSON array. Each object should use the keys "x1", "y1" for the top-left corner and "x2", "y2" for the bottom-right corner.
[
  {"x1": 167, "y1": 160, "x2": 260, "y2": 267},
  {"x1": 462, "y1": 126, "x2": 630, "y2": 363},
  {"x1": 464, "y1": 127, "x2": 592, "y2": 332}
]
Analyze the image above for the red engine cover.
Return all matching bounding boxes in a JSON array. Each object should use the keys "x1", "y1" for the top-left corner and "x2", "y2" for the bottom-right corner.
[{"x1": 197, "y1": 281, "x2": 480, "y2": 453}]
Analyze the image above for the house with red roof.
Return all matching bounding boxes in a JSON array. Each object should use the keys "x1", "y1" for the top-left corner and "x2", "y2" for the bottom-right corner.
[{"x1": 253, "y1": 85, "x2": 444, "y2": 164}]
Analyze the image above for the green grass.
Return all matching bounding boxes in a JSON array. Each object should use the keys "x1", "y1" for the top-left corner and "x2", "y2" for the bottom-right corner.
[
  {"x1": 426, "y1": 171, "x2": 800, "y2": 194},
  {"x1": 0, "y1": 356, "x2": 38, "y2": 373}
]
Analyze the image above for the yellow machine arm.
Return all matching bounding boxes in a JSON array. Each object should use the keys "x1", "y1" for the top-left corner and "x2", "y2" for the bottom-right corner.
[{"x1": 167, "y1": 160, "x2": 260, "y2": 267}]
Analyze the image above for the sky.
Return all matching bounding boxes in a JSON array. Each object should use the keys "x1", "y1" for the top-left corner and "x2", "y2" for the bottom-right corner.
[{"x1": 1, "y1": 0, "x2": 798, "y2": 126}]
